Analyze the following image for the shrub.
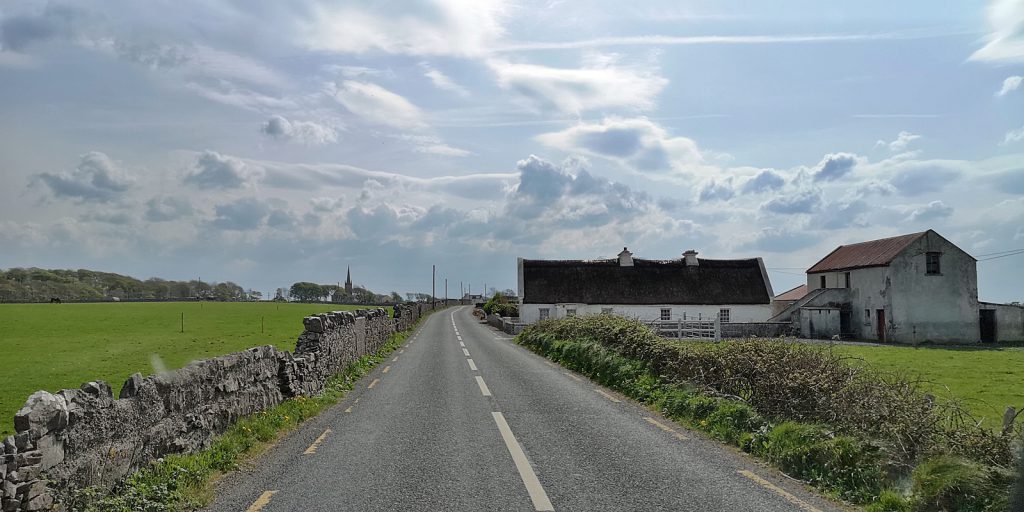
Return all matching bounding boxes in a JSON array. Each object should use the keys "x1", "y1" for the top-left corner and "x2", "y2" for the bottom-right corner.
[
  {"x1": 910, "y1": 455, "x2": 1013, "y2": 512},
  {"x1": 866, "y1": 490, "x2": 911, "y2": 512}
]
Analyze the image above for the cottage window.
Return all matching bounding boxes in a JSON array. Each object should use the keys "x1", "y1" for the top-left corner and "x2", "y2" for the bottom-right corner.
[
  {"x1": 601, "y1": 307, "x2": 613, "y2": 315},
  {"x1": 864, "y1": 309, "x2": 871, "y2": 325},
  {"x1": 660, "y1": 308, "x2": 671, "y2": 321},
  {"x1": 926, "y1": 252, "x2": 941, "y2": 275},
  {"x1": 539, "y1": 308, "x2": 550, "y2": 320},
  {"x1": 844, "y1": 272, "x2": 851, "y2": 288},
  {"x1": 566, "y1": 308, "x2": 576, "y2": 317},
  {"x1": 820, "y1": 275, "x2": 827, "y2": 289},
  {"x1": 719, "y1": 309, "x2": 730, "y2": 322}
]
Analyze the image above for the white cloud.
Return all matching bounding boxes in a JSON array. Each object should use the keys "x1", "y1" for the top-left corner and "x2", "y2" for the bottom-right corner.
[
  {"x1": 211, "y1": 197, "x2": 271, "y2": 231},
  {"x1": 184, "y1": 151, "x2": 259, "y2": 189},
  {"x1": 907, "y1": 200, "x2": 954, "y2": 222},
  {"x1": 536, "y1": 117, "x2": 705, "y2": 174},
  {"x1": 812, "y1": 153, "x2": 861, "y2": 182},
  {"x1": 760, "y1": 189, "x2": 823, "y2": 215},
  {"x1": 145, "y1": 196, "x2": 194, "y2": 222},
  {"x1": 1003, "y1": 125, "x2": 1024, "y2": 145},
  {"x1": 496, "y1": 31, "x2": 952, "y2": 52},
  {"x1": 970, "y1": 0, "x2": 1024, "y2": 63},
  {"x1": 875, "y1": 131, "x2": 921, "y2": 153},
  {"x1": 260, "y1": 115, "x2": 339, "y2": 146},
  {"x1": 420, "y1": 62, "x2": 469, "y2": 97},
  {"x1": 34, "y1": 152, "x2": 133, "y2": 202},
  {"x1": 301, "y1": 0, "x2": 507, "y2": 57},
  {"x1": 488, "y1": 56, "x2": 667, "y2": 114},
  {"x1": 997, "y1": 75, "x2": 1023, "y2": 97},
  {"x1": 332, "y1": 81, "x2": 427, "y2": 130}
]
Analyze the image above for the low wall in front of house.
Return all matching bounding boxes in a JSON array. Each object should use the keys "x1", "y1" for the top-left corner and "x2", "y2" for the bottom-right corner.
[
  {"x1": 981, "y1": 302, "x2": 1024, "y2": 342},
  {"x1": 1, "y1": 303, "x2": 441, "y2": 511}
]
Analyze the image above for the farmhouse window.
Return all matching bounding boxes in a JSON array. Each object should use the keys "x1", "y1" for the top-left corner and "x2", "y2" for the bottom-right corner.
[
  {"x1": 719, "y1": 309, "x2": 730, "y2": 322},
  {"x1": 566, "y1": 308, "x2": 576, "y2": 317},
  {"x1": 660, "y1": 308, "x2": 671, "y2": 321},
  {"x1": 926, "y1": 252, "x2": 941, "y2": 275},
  {"x1": 601, "y1": 307, "x2": 613, "y2": 315},
  {"x1": 539, "y1": 308, "x2": 550, "y2": 320},
  {"x1": 844, "y1": 272, "x2": 851, "y2": 288},
  {"x1": 864, "y1": 309, "x2": 871, "y2": 325},
  {"x1": 820, "y1": 275, "x2": 827, "y2": 288}
]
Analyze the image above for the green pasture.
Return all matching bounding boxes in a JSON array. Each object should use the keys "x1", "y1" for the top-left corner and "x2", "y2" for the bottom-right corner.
[
  {"x1": 830, "y1": 343, "x2": 1024, "y2": 425},
  {"x1": 0, "y1": 302, "x2": 387, "y2": 435}
]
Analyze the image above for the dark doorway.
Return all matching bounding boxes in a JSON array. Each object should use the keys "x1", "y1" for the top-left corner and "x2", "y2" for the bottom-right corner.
[
  {"x1": 980, "y1": 310, "x2": 997, "y2": 343},
  {"x1": 840, "y1": 310, "x2": 852, "y2": 339},
  {"x1": 876, "y1": 309, "x2": 886, "y2": 342}
]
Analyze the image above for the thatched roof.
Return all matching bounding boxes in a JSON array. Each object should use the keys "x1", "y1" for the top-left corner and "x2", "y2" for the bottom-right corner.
[{"x1": 521, "y1": 257, "x2": 772, "y2": 305}]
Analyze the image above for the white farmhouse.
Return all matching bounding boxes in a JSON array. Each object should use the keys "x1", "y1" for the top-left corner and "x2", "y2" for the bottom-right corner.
[
  {"x1": 517, "y1": 248, "x2": 775, "y2": 324},
  {"x1": 771, "y1": 229, "x2": 1024, "y2": 343}
]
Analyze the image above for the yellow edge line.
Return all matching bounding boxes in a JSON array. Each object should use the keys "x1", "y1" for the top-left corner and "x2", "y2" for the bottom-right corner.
[
  {"x1": 245, "y1": 490, "x2": 278, "y2": 512},
  {"x1": 368, "y1": 378, "x2": 380, "y2": 389},
  {"x1": 382, "y1": 365, "x2": 391, "y2": 373},
  {"x1": 643, "y1": 416, "x2": 688, "y2": 440},
  {"x1": 303, "y1": 429, "x2": 332, "y2": 455},
  {"x1": 594, "y1": 388, "x2": 621, "y2": 403},
  {"x1": 737, "y1": 470, "x2": 822, "y2": 512},
  {"x1": 563, "y1": 372, "x2": 583, "y2": 382}
]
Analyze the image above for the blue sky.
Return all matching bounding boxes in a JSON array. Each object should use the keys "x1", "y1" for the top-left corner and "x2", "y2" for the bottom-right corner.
[{"x1": 0, "y1": 0, "x2": 1022, "y2": 301}]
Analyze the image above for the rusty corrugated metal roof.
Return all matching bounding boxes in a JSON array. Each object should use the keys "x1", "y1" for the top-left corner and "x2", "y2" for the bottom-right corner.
[
  {"x1": 807, "y1": 232, "x2": 927, "y2": 274},
  {"x1": 774, "y1": 284, "x2": 807, "y2": 301}
]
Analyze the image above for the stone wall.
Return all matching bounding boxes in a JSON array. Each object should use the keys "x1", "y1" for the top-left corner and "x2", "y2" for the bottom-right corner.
[{"x1": 1, "y1": 303, "x2": 438, "y2": 511}]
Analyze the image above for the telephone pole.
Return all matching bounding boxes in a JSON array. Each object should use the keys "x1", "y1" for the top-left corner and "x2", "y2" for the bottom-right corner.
[
  {"x1": 444, "y1": 278, "x2": 448, "y2": 303},
  {"x1": 431, "y1": 265, "x2": 436, "y2": 306}
]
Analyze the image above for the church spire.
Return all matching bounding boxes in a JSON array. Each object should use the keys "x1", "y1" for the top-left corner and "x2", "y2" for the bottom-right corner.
[{"x1": 345, "y1": 266, "x2": 353, "y2": 296}]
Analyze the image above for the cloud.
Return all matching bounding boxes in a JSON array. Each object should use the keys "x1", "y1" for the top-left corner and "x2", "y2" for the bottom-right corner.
[
  {"x1": 211, "y1": 197, "x2": 271, "y2": 231},
  {"x1": 184, "y1": 151, "x2": 258, "y2": 189},
  {"x1": 907, "y1": 200, "x2": 954, "y2": 222},
  {"x1": 698, "y1": 178, "x2": 735, "y2": 202},
  {"x1": 970, "y1": 0, "x2": 1024, "y2": 63},
  {"x1": 332, "y1": 81, "x2": 426, "y2": 130},
  {"x1": 818, "y1": 200, "x2": 870, "y2": 229},
  {"x1": 740, "y1": 228, "x2": 818, "y2": 253},
  {"x1": 740, "y1": 169, "x2": 786, "y2": 194},
  {"x1": 813, "y1": 152, "x2": 859, "y2": 182},
  {"x1": 488, "y1": 56, "x2": 667, "y2": 114},
  {"x1": 35, "y1": 151, "x2": 133, "y2": 202},
  {"x1": 537, "y1": 117, "x2": 704, "y2": 174},
  {"x1": 0, "y1": 4, "x2": 81, "y2": 51},
  {"x1": 875, "y1": 131, "x2": 921, "y2": 152},
  {"x1": 260, "y1": 115, "x2": 339, "y2": 145},
  {"x1": 1003, "y1": 125, "x2": 1024, "y2": 145},
  {"x1": 420, "y1": 63, "x2": 469, "y2": 96},
  {"x1": 888, "y1": 163, "x2": 962, "y2": 195},
  {"x1": 761, "y1": 189, "x2": 822, "y2": 215},
  {"x1": 266, "y1": 208, "x2": 299, "y2": 229},
  {"x1": 997, "y1": 75, "x2": 1023, "y2": 97},
  {"x1": 302, "y1": 0, "x2": 506, "y2": 57},
  {"x1": 145, "y1": 196, "x2": 194, "y2": 222},
  {"x1": 496, "y1": 31, "x2": 952, "y2": 52}
]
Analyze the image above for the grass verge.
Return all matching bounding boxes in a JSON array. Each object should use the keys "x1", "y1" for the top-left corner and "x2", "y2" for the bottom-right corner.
[
  {"x1": 59, "y1": 308, "x2": 433, "y2": 512},
  {"x1": 516, "y1": 318, "x2": 1021, "y2": 511}
]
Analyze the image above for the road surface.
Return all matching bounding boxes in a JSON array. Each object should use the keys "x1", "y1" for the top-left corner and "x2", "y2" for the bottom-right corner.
[{"x1": 206, "y1": 306, "x2": 844, "y2": 512}]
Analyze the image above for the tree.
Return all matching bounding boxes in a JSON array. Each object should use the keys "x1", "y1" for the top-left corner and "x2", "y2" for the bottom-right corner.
[{"x1": 289, "y1": 282, "x2": 324, "y2": 302}]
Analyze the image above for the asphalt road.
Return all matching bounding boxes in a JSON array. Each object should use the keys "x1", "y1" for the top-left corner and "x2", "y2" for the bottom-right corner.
[{"x1": 206, "y1": 306, "x2": 845, "y2": 512}]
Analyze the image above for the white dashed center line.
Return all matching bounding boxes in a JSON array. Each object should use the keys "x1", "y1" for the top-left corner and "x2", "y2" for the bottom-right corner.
[
  {"x1": 467, "y1": 358, "x2": 478, "y2": 371},
  {"x1": 475, "y1": 376, "x2": 492, "y2": 396},
  {"x1": 492, "y1": 412, "x2": 554, "y2": 511},
  {"x1": 463, "y1": 348, "x2": 471, "y2": 357}
]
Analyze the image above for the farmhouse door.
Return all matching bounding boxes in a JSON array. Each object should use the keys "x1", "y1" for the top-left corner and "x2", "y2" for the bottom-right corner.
[
  {"x1": 876, "y1": 309, "x2": 886, "y2": 342},
  {"x1": 980, "y1": 309, "x2": 997, "y2": 343}
]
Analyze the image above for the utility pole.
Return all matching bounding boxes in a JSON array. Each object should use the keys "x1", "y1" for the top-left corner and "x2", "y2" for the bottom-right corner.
[
  {"x1": 445, "y1": 278, "x2": 448, "y2": 303},
  {"x1": 432, "y1": 265, "x2": 436, "y2": 307}
]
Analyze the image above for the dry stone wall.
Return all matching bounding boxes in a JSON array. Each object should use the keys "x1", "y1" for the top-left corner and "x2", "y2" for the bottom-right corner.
[{"x1": 2, "y1": 303, "x2": 439, "y2": 511}]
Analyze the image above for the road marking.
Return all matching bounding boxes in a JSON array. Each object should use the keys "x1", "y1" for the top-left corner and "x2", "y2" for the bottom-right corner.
[
  {"x1": 460, "y1": 341, "x2": 466, "y2": 347},
  {"x1": 643, "y1": 417, "x2": 688, "y2": 440},
  {"x1": 467, "y1": 358, "x2": 478, "y2": 371},
  {"x1": 399, "y1": 349, "x2": 405, "y2": 354},
  {"x1": 245, "y1": 490, "x2": 278, "y2": 512},
  {"x1": 382, "y1": 365, "x2": 391, "y2": 373},
  {"x1": 595, "y1": 388, "x2": 621, "y2": 403},
  {"x1": 463, "y1": 348, "x2": 471, "y2": 357},
  {"x1": 737, "y1": 470, "x2": 823, "y2": 512},
  {"x1": 491, "y1": 412, "x2": 554, "y2": 511},
  {"x1": 563, "y1": 372, "x2": 583, "y2": 382},
  {"x1": 344, "y1": 406, "x2": 353, "y2": 413},
  {"x1": 457, "y1": 335, "x2": 463, "y2": 341},
  {"x1": 475, "y1": 376, "x2": 492, "y2": 396},
  {"x1": 392, "y1": 356, "x2": 399, "y2": 362},
  {"x1": 355, "y1": 398, "x2": 360, "y2": 403},
  {"x1": 368, "y1": 378, "x2": 380, "y2": 389},
  {"x1": 303, "y1": 429, "x2": 332, "y2": 455},
  {"x1": 542, "y1": 360, "x2": 557, "y2": 368}
]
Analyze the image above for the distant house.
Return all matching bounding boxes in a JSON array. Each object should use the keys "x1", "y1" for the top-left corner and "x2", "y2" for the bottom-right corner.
[
  {"x1": 517, "y1": 248, "x2": 775, "y2": 324},
  {"x1": 771, "y1": 284, "x2": 807, "y2": 317},
  {"x1": 772, "y1": 229, "x2": 1022, "y2": 343}
]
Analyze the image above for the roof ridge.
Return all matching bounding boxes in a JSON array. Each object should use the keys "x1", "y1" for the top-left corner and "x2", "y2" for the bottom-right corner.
[{"x1": 834, "y1": 231, "x2": 927, "y2": 249}]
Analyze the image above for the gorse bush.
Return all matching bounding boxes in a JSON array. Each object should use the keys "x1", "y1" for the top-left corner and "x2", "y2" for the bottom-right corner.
[{"x1": 518, "y1": 315, "x2": 1023, "y2": 509}]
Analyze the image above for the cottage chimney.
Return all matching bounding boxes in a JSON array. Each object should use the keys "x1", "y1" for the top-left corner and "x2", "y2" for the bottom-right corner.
[
  {"x1": 683, "y1": 250, "x2": 699, "y2": 267},
  {"x1": 618, "y1": 247, "x2": 634, "y2": 267}
]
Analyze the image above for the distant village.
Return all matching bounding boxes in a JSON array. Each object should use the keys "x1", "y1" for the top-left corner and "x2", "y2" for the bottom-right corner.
[{"x1": 513, "y1": 230, "x2": 1023, "y2": 344}]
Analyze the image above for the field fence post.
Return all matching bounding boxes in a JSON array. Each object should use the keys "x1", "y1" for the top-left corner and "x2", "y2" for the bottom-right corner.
[{"x1": 714, "y1": 316, "x2": 721, "y2": 342}]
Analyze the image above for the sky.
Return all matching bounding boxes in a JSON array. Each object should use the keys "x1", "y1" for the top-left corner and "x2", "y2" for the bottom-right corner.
[{"x1": 0, "y1": 0, "x2": 1022, "y2": 301}]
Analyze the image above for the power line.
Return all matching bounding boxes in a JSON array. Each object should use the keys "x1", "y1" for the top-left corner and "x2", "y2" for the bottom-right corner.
[{"x1": 978, "y1": 249, "x2": 1024, "y2": 262}]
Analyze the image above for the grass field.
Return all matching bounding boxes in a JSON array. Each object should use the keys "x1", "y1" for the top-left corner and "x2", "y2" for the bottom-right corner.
[
  {"x1": 830, "y1": 343, "x2": 1024, "y2": 424},
  {"x1": 0, "y1": 302, "x2": 387, "y2": 435}
]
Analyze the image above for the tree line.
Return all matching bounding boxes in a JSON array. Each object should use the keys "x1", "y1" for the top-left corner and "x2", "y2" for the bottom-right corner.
[
  {"x1": 0, "y1": 268, "x2": 255, "y2": 302},
  {"x1": 284, "y1": 282, "x2": 405, "y2": 304}
]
